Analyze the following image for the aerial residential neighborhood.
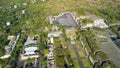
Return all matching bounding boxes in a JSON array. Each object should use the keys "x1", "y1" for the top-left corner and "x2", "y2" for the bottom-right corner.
[{"x1": 0, "y1": 0, "x2": 120, "y2": 68}]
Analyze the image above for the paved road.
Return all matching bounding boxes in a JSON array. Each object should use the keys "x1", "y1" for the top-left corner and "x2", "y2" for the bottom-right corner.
[
  {"x1": 97, "y1": 30, "x2": 120, "y2": 68},
  {"x1": 100, "y1": 39, "x2": 120, "y2": 68},
  {"x1": 72, "y1": 44, "x2": 84, "y2": 68}
]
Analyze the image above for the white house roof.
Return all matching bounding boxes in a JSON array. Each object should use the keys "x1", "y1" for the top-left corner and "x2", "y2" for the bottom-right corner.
[
  {"x1": 25, "y1": 47, "x2": 37, "y2": 52},
  {"x1": 24, "y1": 47, "x2": 38, "y2": 55},
  {"x1": 25, "y1": 52, "x2": 36, "y2": 55},
  {"x1": 24, "y1": 36, "x2": 37, "y2": 45}
]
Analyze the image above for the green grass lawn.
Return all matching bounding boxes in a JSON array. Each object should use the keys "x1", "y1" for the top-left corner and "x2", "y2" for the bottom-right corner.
[
  {"x1": 68, "y1": 45, "x2": 76, "y2": 58},
  {"x1": 70, "y1": 49, "x2": 76, "y2": 59},
  {"x1": 26, "y1": 58, "x2": 35, "y2": 63},
  {"x1": 73, "y1": 59, "x2": 80, "y2": 68},
  {"x1": 82, "y1": 58, "x2": 91, "y2": 67},
  {"x1": 76, "y1": 44, "x2": 83, "y2": 49},
  {"x1": 44, "y1": 49, "x2": 48, "y2": 55},
  {"x1": 54, "y1": 38, "x2": 61, "y2": 47},
  {"x1": 78, "y1": 50, "x2": 86, "y2": 57},
  {"x1": 55, "y1": 56, "x2": 65, "y2": 68},
  {"x1": 0, "y1": 0, "x2": 119, "y2": 35}
]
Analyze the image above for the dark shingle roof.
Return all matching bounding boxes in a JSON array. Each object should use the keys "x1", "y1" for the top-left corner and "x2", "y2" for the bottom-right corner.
[{"x1": 55, "y1": 13, "x2": 77, "y2": 27}]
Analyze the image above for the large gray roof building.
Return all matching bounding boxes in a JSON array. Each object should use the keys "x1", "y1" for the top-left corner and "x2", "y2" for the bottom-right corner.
[{"x1": 50, "y1": 13, "x2": 78, "y2": 27}]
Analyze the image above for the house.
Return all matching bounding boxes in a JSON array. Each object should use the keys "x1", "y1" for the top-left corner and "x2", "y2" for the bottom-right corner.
[
  {"x1": 0, "y1": 34, "x2": 20, "y2": 59},
  {"x1": 21, "y1": 46, "x2": 39, "y2": 60},
  {"x1": 21, "y1": 35, "x2": 39, "y2": 60},
  {"x1": 93, "y1": 19, "x2": 109, "y2": 28},
  {"x1": 5, "y1": 35, "x2": 16, "y2": 55},
  {"x1": 50, "y1": 12, "x2": 78, "y2": 27},
  {"x1": 24, "y1": 36, "x2": 37, "y2": 46},
  {"x1": 24, "y1": 47, "x2": 38, "y2": 56}
]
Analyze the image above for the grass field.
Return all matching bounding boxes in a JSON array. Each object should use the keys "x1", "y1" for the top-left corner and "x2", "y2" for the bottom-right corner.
[
  {"x1": 82, "y1": 58, "x2": 91, "y2": 67},
  {"x1": 0, "y1": 0, "x2": 119, "y2": 33}
]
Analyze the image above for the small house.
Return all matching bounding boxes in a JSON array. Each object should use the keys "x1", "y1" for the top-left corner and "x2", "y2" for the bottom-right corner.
[
  {"x1": 93, "y1": 19, "x2": 109, "y2": 28},
  {"x1": 24, "y1": 47, "x2": 38, "y2": 56}
]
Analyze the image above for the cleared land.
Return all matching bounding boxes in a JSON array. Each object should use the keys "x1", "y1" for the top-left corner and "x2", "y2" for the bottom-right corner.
[{"x1": 0, "y1": 0, "x2": 119, "y2": 33}]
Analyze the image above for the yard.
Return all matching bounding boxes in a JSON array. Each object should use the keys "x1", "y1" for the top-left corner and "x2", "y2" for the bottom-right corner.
[{"x1": 82, "y1": 59, "x2": 91, "y2": 67}]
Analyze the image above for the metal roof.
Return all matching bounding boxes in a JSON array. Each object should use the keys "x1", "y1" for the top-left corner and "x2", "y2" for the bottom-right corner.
[{"x1": 24, "y1": 47, "x2": 38, "y2": 55}]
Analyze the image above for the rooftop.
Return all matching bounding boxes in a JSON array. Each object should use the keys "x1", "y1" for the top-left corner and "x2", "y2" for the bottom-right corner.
[
  {"x1": 24, "y1": 47, "x2": 38, "y2": 55},
  {"x1": 24, "y1": 36, "x2": 37, "y2": 46},
  {"x1": 51, "y1": 13, "x2": 78, "y2": 27},
  {"x1": 7, "y1": 36, "x2": 15, "y2": 40},
  {"x1": 93, "y1": 19, "x2": 109, "y2": 28}
]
